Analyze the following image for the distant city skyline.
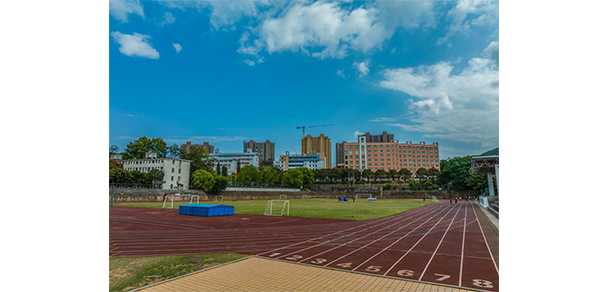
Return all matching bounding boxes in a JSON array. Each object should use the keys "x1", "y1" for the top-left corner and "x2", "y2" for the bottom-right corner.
[{"x1": 110, "y1": 0, "x2": 499, "y2": 162}]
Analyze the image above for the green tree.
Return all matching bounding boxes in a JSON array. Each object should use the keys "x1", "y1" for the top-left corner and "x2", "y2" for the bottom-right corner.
[
  {"x1": 216, "y1": 162, "x2": 221, "y2": 175},
  {"x1": 211, "y1": 175, "x2": 229, "y2": 194},
  {"x1": 388, "y1": 169, "x2": 398, "y2": 181},
  {"x1": 362, "y1": 169, "x2": 374, "y2": 182},
  {"x1": 183, "y1": 146, "x2": 212, "y2": 177},
  {"x1": 109, "y1": 158, "x2": 123, "y2": 170},
  {"x1": 237, "y1": 165, "x2": 261, "y2": 185},
  {"x1": 261, "y1": 166, "x2": 280, "y2": 185},
  {"x1": 295, "y1": 168, "x2": 314, "y2": 185},
  {"x1": 191, "y1": 169, "x2": 216, "y2": 190},
  {"x1": 438, "y1": 156, "x2": 473, "y2": 190},
  {"x1": 109, "y1": 145, "x2": 119, "y2": 155},
  {"x1": 467, "y1": 173, "x2": 488, "y2": 192},
  {"x1": 124, "y1": 136, "x2": 168, "y2": 159},
  {"x1": 221, "y1": 165, "x2": 228, "y2": 177},
  {"x1": 282, "y1": 168, "x2": 304, "y2": 187},
  {"x1": 167, "y1": 143, "x2": 182, "y2": 158},
  {"x1": 415, "y1": 168, "x2": 428, "y2": 179},
  {"x1": 148, "y1": 169, "x2": 165, "y2": 187},
  {"x1": 399, "y1": 168, "x2": 412, "y2": 181},
  {"x1": 375, "y1": 169, "x2": 387, "y2": 181},
  {"x1": 259, "y1": 159, "x2": 275, "y2": 167},
  {"x1": 131, "y1": 170, "x2": 149, "y2": 185},
  {"x1": 427, "y1": 167, "x2": 440, "y2": 179}
]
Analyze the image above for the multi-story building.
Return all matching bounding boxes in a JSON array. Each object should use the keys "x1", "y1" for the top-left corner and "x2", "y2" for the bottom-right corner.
[
  {"x1": 301, "y1": 134, "x2": 332, "y2": 168},
  {"x1": 243, "y1": 140, "x2": 275, "y2": 162},
  {"x1": 340, "y1": 134, "x2": 440, "y2": 173},
  {"x1": 117, "y1": 152, "x2": 192, "y2": 190},
  {"x1": 181, "y1": 141, "x2": 214, "y2": 154},
  {"x1": 210, "y1": 149, "x2": 260, "y2": 175},
  {"x1": 335, "y1": 142, "x2": 345, "y2": 167},
  {"x1": 336, "y1": 132, "x2": 393, "y2": 167},
  {"x1": 274, "y1": 152, "x2": 326, "y2": 171},
  {"x1": 362, "y1": 131, "x2": 394, "y2": 143}
]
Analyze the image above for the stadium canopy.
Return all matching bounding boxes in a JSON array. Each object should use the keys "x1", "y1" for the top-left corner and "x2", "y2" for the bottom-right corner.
[{"x1": 472, "y1": 155, "x2": 499, "y2": 197}]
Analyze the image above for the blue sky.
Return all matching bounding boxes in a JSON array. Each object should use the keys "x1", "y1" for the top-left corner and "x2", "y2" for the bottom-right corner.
[{"x1": 109, "y1": 0, "x2": 499, "y2": 163}]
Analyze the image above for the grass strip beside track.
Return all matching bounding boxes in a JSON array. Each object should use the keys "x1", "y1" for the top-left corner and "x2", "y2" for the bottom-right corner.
[
  {"x1": 116, "y1": 199, "x2": 436, "y2": 220},
  {"x1": 109, "y1": 253, "x2": 247, "y2": 292}
]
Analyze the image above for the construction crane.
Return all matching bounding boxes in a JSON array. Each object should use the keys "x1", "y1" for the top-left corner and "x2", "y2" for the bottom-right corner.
[{"x1": 296, "y1": 124, "x2": 333, "y2": 138}]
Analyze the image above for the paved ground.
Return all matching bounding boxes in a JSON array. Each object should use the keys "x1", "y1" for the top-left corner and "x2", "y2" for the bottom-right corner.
[
  {"x1": 136, "y1": 257, "x2": 473, "y2": 292},
  {"x1": 110, "y1": 200, "x2": 499, "y2": 291}
]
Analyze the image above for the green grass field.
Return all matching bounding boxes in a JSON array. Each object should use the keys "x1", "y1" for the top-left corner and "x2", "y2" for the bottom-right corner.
[
  {"x1": 109, "y1": 253, "x2": 247, "y2": 292},
  {"x1": 116, "y1": 198, "x2": 436, "y2": 220}
]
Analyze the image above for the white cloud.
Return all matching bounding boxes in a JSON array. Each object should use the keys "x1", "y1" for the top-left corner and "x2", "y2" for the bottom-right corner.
[
  {"x1": 379, "y1": 40, "x2": 499, "y2": 146},
  {"x1": 156, "y1": 11, "x2": 176, "y2": 26},
  {"x1": 354, "y1": 131, "x2": 364, "y2": 137},
  {"x1": 336, "y1": 69, "x2": 347, "y2": 79},
  {"x1": 172, "y1": 43, "x2": 182, "y2": 53},
  {"x1": 241, "y1": 1, "x2": 393, "y2": 60},
  {"x1": 438, "y1": 0, "x2": 498, "y2": 45},
  {"x1": 409, "y1": 92, "x2": 453, "y2": 114},
  {"x1": 484, "y1": 40, "x2": 499, "y2": 66},
  {"x1": 111, "y1": 32, "x2": 160, "y2": 59},
  {"x1": 109, "y1": 0, "x2": 145, "y2": 23},
  {"x1": 352, "y1": 60, "x2": 370, "y2": 77}
]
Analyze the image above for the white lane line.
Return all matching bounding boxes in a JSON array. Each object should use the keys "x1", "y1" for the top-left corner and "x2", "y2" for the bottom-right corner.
[
  {"x1": 382, "y1": 203, "x2": 460, "y2": 276},
  {"x1": 323, "y1": 203, "x2": 455, "y2": 267},
  {"x1": 351, "y1": 203, "x2": 458, "y2": 273},
  {"x1": 418, "y1": 202, "x2": 464, "y2": 281},
  {"x1": 256, "y1": 203, "x2": 442, "y2": 257},
  {"x1": 470, "y1": 201, "x2": 499, "y2": 273},
  {"x1": 277, "y1": 204, "x2": 443, "y2": 260},
  {"x1": 459, "y1": 201, "x2": 468, "y2": 287}
]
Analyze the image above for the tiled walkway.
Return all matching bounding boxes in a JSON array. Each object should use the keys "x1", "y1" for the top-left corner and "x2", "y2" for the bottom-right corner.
[{"x1": 137, "y1": 257, "x2": 474, "y2": 292}]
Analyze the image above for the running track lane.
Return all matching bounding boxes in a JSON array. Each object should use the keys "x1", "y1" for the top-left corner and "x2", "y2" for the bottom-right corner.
[{"x1": 259, "y1": 201, "x2": 499, "y2": 292}]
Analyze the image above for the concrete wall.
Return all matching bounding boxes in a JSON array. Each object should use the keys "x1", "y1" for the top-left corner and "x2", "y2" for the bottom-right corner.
[{"x1": 112, "y1": 188, "x2": 208, "y2": 202}]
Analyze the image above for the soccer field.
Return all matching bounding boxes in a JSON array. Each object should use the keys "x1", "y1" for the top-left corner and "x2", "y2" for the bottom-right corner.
[{"x1": 115, "y1": 198, "x2": 436, "y2": 220}]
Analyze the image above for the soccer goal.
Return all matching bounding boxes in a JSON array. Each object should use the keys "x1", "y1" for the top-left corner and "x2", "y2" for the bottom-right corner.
[
  {"x1": 355, "y1": 193, "x2": 372, "y2": 200},
  {"x1": 278, "y1": 195, "x2": 288, "y2": 200},
  {"x1": 214, "y1": 195, "x2": 224, "y2": 202},
  {"x1": 264, "y1": 200, "x2": 290, "y2": 216},
  {"x1": 162, "y1": 193, "x2": 200, "y2": 209}
]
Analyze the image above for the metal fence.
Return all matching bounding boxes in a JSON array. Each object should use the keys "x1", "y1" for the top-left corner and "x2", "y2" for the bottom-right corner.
[{"x1": 109, "y1": 183, "x2": 163, "y2": 189}]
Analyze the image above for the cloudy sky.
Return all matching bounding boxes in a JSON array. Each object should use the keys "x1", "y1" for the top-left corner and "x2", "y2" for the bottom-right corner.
[{"x1": 109, "y1": 0, "x2": 499, "y2": 162}]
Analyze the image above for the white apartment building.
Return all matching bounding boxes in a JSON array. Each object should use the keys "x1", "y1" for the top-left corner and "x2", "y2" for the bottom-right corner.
[
  {"x1": 210, "y1": 149, "x2": 260, "y2": 174},
  {"x1": 117, "y1": 152, "x2": 192, "y2": 190}
]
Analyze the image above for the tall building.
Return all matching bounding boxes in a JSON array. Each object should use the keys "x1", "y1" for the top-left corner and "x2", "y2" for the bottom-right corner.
[
  {"x1": 274, "y1": 152, "x2": 326, "y2": 171},
  {"x1": 210, "y1": 149, "x2": 260, "y2": 175},
  {"x1": 335, "y1": 142, "x2": 346, "y2": 167},
  {"x1": 116, "y1": 152, "x2": 192, "y2": 190},
  {"x1": 243, "y1": 140, "x2": 275, "y2": 162},
  {"x1": 362, "y1": 131, "x2": 395, "y2": 143},
  {"x1": 301, "y1": 134, "x2": 332, "y2": 168},
  {"x1": 181, "y1": 141, "x2": 214, "y2": 154},
  {"x1": 341, "y1": 134, "x2": 440, "y2": 172}
]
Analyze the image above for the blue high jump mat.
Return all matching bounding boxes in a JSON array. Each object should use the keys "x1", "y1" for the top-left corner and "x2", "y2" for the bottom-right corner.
[{"x1": 178, "y1": 204, "x2": 235, "y2": 217}]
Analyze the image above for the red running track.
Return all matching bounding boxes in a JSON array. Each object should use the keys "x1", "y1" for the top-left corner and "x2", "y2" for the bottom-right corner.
[{"x1": 109, "y1": 201, "x2": 499, "y2": 291}]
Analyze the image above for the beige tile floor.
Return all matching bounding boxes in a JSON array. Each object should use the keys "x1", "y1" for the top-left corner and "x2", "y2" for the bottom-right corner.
[{"x1": 137, "y1": 257, "x2": 473, "y2": 292}]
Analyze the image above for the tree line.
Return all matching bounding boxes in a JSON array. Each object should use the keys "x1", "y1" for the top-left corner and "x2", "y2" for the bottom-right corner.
[{"x1": 110, "y1": 137, "x2": 492, "y2": 193}]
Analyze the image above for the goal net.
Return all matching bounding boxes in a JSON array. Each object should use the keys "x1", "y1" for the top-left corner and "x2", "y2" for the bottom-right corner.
[
  {"x1": 301, "y1": 195, "x2": 308, "y2": 199},
  {"x1": 279, "y1": 195, "x2": 288, "y2": 200},
  {"x1": 264, "y1": 200, "x2": 290, "y2": 216},
  {"x1": 355, "y1": 193, "x2": 372, "y2": 200},
  {"x1": 214, "y1": 195, "x2": 224, "y2": 202}
]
